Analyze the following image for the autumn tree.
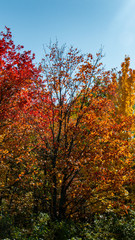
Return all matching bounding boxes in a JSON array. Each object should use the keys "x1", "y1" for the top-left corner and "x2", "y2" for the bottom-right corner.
[
  {"x1": 115, "y1": 57, "x2": 135, "y2": 210},
  {"x1": 0, "y1": 27, "x2": 41, "y2": 216},
  {"x1": 116, "y1": 57, "x2": 135, "y2": 116},
  {"x1": 24, "y1": 42, "x2": 134, "y2": 220}
]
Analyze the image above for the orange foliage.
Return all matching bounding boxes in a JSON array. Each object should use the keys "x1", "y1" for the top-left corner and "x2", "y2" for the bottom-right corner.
[{"x1": 0, "y1": 30, "x2": 134, "y2": 220}]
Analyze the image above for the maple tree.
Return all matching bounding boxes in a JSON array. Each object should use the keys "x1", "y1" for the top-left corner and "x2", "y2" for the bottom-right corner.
[
  {"x1": 0, "y1": 27, "x2": 40, "y2": 215},
  {"x1": 24, "y1": 42, "x2": 134, "y2": 220}
]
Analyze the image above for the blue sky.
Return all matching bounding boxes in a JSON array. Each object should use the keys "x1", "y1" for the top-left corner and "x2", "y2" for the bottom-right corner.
[{"x1": 1, "y1": 0, "x2": 135, "y2": 70}]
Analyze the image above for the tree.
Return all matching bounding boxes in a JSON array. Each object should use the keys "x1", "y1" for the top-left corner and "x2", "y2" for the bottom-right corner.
[
  {"x1": 115, "y1": 57, "x2": 135, "y2": 211},
  {"x1": 0, "y1": 27, "x2": 40, "y2": 216},
  {"x1": 116, "y1": 56, "x2": 135, "y2": 116},
  {"x1": 24, "y1": 42, "x2": 134, "y2": 220}
]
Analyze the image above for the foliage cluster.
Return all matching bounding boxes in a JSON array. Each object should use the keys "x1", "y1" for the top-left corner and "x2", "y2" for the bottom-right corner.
[
  {"x1": 0, "y1": 211, "x2": 135, "y2": 239},
  {"x1": 0, "y1": 27, "x2": 135, "y2": 239}
]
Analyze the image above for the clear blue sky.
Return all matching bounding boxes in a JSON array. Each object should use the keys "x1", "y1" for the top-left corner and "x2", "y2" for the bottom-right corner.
[{"x1": 1, "y1": 0, "x2": 135, "y2": 70}]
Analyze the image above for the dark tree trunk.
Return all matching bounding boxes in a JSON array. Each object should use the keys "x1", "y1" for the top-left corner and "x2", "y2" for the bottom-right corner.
[{"x1": 59, "y1": 186, "x2": 66, "y2": 220}]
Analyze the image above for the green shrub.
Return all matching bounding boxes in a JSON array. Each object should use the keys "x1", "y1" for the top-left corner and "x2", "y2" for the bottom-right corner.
[
  {"x1": 0, "y1": 214, "x2": 13, "y2": 239},
  {"x1": 1, "y1": 211, "x2": 135, "y2": 240}
]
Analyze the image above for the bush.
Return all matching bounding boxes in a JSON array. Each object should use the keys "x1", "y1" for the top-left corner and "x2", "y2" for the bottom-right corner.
[
  {"x1": 1, "y1": 211, "x2": 135, "y2": 239},
  {"x1": 78, "y1": 210, "x2": 135, "y2": 240},
  {"x1": 0, "y1": 214, "x2": 13, "y2": 239}
]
